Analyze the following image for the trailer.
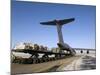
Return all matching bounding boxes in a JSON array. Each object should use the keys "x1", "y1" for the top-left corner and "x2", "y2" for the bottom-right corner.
[{"x1": 11, "y1": 48, "x2": 72, "y2": 64}]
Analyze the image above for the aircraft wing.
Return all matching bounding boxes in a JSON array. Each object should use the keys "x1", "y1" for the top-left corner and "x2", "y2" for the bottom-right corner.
[
  {"x1": 59, "y1": 18, "x2": 75, "y2": 25},
  {"x1": 40, "y1": 20, "x2": 56, "y2": 25}
]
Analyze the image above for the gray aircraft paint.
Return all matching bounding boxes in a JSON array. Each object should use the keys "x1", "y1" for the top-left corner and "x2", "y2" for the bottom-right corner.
[{"x1": 40, "y1": 18, "x2": 76, "y2": 55}]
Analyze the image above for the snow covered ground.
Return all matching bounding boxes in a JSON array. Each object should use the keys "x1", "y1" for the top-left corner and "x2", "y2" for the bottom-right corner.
[{"x1": 61, "y1": 50, "x2": 96, "y2": 71}]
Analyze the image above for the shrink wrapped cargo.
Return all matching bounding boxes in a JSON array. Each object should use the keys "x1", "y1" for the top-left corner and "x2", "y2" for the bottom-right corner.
[
  {"x1": 39, "y1": 45, "x2": 44, "y2": 51},
  {"x1": 13, "y1": 42, "x2": 25, "y2": 49},
  {"x1": 51, "y1": 47, "x2": 60, "y2": 53},
  {"x1": 44, "y1": 46, "x2": 48, "y2": 51},
  {"x1": 33, "y1": 44, "x2": 39, "y2": 50}
]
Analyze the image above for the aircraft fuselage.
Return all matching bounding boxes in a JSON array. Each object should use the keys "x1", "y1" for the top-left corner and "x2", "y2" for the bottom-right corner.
[{"x1": 40, "y1": 18, "x2": 76, "y2": 55}]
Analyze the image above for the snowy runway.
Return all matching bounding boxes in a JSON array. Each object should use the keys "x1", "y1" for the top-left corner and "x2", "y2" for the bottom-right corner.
[{"x1": 60, "y1": 51, "x2": 96, "y2": 71}]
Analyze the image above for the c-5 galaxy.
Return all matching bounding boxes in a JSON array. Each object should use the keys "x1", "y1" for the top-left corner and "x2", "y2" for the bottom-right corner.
[{"x1": 40, "y1": 18, "x2": 76, "y2": 56}]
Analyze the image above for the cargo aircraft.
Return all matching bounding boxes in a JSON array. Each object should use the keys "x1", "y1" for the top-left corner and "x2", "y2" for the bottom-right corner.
[{"x1": 40, "y1": 18, "x2": 76, "y2": 55}]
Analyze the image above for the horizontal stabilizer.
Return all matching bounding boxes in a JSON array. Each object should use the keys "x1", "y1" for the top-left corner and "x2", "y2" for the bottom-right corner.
[
  {"x1": 40, "y1": 20, "x2": 56, "y2": 25},
  {"x1": 59, "y1": 18, "x2": 75, "y2": 25},
  {"x1": 40, "y1": 18, "x2": 75, "y2": 25}
]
